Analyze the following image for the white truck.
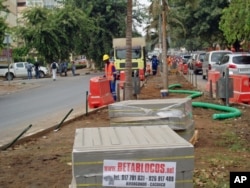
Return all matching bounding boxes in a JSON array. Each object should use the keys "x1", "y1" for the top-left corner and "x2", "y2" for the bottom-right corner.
[{"x1": 0, "y1": 62, "x2": 48, "y2": 80}]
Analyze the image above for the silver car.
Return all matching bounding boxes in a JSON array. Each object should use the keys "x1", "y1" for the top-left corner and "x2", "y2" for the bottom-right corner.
[
  {"x1": 202, "y1": 50, "x2": 232, "y2": 79},
  {"x1": 213, "y1": 53, "x2": 250, "y2": 77}
]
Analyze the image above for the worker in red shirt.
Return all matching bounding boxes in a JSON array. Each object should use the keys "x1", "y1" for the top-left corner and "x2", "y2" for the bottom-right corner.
[{"x1": 103, "y1": 54, "x2": 117, "y2": 101}]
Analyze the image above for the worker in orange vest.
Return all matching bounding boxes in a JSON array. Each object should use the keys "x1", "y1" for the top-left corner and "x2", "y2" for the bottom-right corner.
[{"x1": 103, "y1": 54, "x2": 117, "y2": 101}]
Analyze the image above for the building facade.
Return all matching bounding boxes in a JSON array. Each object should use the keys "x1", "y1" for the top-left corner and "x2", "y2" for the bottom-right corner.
[
  {"x1": 1, "y1": 0, "x2": 17, "y2": 27},
  {"x1": 1, "y1": 0, "x2": 63, "y2": 28}
]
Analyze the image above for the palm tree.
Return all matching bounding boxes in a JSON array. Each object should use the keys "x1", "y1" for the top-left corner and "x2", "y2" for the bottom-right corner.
[
  {"x1": 124, "y1": 0, "x2": 133, "y2": 100},
  {"x1": 146, "y1": 0, "x2": 198, "y2": 50},
  {"x1": 146, "y1": 0, "x2": 198, "y2": 89}
]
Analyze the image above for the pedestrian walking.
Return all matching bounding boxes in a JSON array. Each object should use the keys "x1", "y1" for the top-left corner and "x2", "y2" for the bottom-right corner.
[
  {"x1": 26, "y1": 62, "x2": 33, "y2": 79},
  {"x1": 34, "y1": 61, "x2": 40, "y2": 79},
  {"x1": 51, "y1": 61, "x2": 58, "y2": 81},
  {"x1": 60, "y1": 61, "x2": 68, "y2": 76},
  {"x1": 71, "y1": 60, "x2": 76, "y2": 76},
  {"x1": 103, "y1": 54, "x2": 117, "y2": 101}
]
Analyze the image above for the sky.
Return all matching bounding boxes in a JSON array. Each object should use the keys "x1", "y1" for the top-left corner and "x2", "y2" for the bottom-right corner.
[
  {"x1": 140, "y1": 0, "x2": 150, "y2": 5},
  {"x1": 135, "y1": 0, "x2": 151, "y2": 36}
]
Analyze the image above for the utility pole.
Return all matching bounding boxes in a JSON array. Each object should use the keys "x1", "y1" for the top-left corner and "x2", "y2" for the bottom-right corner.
[
  {"x1": 3, "y1": 34, "x2": 11, "y2": 85},
  {"x1": 162, "y1": 0, "x2": 168, "y2": 90}
]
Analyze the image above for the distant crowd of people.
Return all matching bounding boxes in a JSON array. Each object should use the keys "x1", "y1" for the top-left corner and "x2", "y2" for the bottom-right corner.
[
  {"x1": 25, "y1": 61, "x2": 43, "y2": 79},
  {"x1": 50, "y1": 60, "x2": 76, "y2": 81},
  {"x1": 25, "y1": 60, "x2": 77, "y2": 81}
]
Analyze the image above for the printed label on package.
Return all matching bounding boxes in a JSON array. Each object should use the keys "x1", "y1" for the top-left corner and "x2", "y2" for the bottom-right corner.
[{"x1": 102, "y1": 160, "x2": 176, "y2": 188}]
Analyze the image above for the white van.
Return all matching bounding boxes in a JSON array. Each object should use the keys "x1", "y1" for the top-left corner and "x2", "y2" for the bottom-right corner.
[{"x1": 202, "y1": 50, "x2": 232, "y2": 79}]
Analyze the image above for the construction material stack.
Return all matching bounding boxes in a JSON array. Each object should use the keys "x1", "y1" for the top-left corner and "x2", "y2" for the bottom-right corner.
[
  {"x1": 70, "y1": 125, "x2": 194, "y2": 188},
  {"x1": 108, "y1": 98, "x2": 194, "y2": 140}
]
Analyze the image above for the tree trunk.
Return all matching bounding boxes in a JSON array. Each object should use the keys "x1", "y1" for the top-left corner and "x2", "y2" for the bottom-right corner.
[
  {"x1": 162, "y1": 0, "x2": 168, "y2": 89},
  {"x1": 124, "y1": 0, "x2": 133, "y2": 100}
]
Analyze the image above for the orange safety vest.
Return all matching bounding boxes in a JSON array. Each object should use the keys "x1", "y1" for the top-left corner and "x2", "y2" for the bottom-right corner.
[{"x1": 105, "y1": 63, "x2": 115, "y2": 80}]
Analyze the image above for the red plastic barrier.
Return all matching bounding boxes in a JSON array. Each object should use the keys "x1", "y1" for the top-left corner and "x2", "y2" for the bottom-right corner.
[
  {"x1": 119, "y1": 70, "x2": 144, "y2": 88},
  {"x1": 230, "y1": 75, "x2": 250, "y2": 104},
  {"x1": 139, "y1": 69, "x2": 145, "y2": 81},
  {"x1": 119, "y1": 71, "x2": 125, "y2": 89},
  {"x1": 177, "y1": 63, "x2": 188, "y2": 74},
  {"x1": 146, "y1": 64, "x2": 151, "y2": 75},
  {"x1": 182, "y1": 64, "x2": 188, "y2": 74},
  {"x1": 205, "y1": 71, "x2": 220, "y2": 93},
  {"x1": 88, "y1": 76, "x2": 114, "y2": 108},
  {"x1": 178, "y1": 63, "x2": 183, "y2": 72}
]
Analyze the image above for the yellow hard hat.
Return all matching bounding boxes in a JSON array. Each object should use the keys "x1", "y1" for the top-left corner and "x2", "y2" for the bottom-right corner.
[{"x1": 103, "y1": 54, "x2": 109, "y2": 61}]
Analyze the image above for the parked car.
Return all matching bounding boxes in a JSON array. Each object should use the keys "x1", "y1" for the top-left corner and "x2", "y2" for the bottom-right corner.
[
  {"x1": 180, "y1": 54, "x2": 191, "y2": 64},
  {"x1": 188, "y1": 51, "x2": 206, "y2": 74},
  {"x1": 202, "y1": 50, "x2": 233, "y2": 79},
  {"x1": 213, "y1": 53, "x2": 250, "y2": 77},
  {"x1": 0, "y1": 62, "x2": 48, "y2": 80}
]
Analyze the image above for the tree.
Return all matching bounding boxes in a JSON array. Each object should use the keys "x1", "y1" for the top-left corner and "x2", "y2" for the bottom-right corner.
[
  {"x1": 176, "y1": 0, "x2": 229, "y2": 50},
  {"x1": 66, "y1": 0, "x2": 145, "y2": 68},
  {"x1": 219, "y1": 0, "x2": 250, "y2": 51},
  {"x1": 52, "y1": 5, "x2": 95, "y2": 60},
  {"x1": 146, "y1": 0, "x2": 198, "y2": 50},
  {"x1": 124, "y1": 0, "x2": 133, "y2": 100},
  {"x1": 65, "y1": 0, "x2": 127, "y2": 68},
  {"x1": 17, "y1": 7, "x2": 59, "y2": 62},
  {"x1": 16, "y1": 6, "x2": 94, "y2": 63},
  {"x1": 146, "y1": 0, "x2": 233, "y2": 51}
]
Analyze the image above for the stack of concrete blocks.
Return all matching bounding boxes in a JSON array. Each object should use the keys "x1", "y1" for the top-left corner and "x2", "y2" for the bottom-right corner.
[
  {"x1": 70, "y1": 125, "x2": 194, "y2": 188},
  {"x1": 108, "y1": 98, "x2": 194, "y2": 140}
]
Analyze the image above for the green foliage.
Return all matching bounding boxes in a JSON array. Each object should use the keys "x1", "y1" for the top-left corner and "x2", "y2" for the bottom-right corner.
[
  {"x1": 219, "y1": 0, "x2": 250, "y2": 49},
  {"x1": 177, "y1": 0, "x2": 229, "y2": 50},
  {"x1": 146, "y1": 0, "x2": 200, "y2": 50},
  {"x1": 64, "y1": 0, "x2": 128, "y2": 68},
  {"x1": 12, "y1": 47, "x2": 29, "y2": 61},
  {"x1": 17, "y1": 7, "x2": 56, "y2": 62},
  {"x1": 0, "y1": 17, "x2": 8, "y2": 48},
  {"x1": 16, "y1": 5, "x2": 95, "y2": 64},
  {"x1": 146, "y1": 0, "x2": 231, "y2": 50},
  {"x1": 13, "y1": 0, "x2": 148, "y2": 67}
]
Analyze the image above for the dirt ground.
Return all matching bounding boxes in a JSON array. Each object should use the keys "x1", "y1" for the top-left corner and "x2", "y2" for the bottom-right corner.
[{"x1": 0, "y1": 71, "x2": 249, "y2": 188}]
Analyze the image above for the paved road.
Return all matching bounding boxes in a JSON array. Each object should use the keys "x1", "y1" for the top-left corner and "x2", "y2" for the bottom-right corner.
[
  {"x1": 0, "y1": 68, "x2": 207, "y2": 147},
  {"x1": 178, "y1": 69, "x2": 207, "y2": 91},
  {"x1": 0, "y1": 70, "x2": 102, "y2": 147}
]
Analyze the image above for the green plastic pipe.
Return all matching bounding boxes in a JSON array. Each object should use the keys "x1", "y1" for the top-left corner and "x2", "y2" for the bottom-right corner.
[
  {"x1": 192, "y1": 101, "x2": 241, "y2": 120},
  {"x1": 168, "y1": 89, "x2": 203, "y2": 99},
  {"x1": 168, "y1": 84, "x2": 182, "y2": 89},
  {"x1": 168, "y1": 84, "x2": 203, "y2": 99},
  {"x1": 168, "y1": 84, "x2": 241, "y2": 120}
]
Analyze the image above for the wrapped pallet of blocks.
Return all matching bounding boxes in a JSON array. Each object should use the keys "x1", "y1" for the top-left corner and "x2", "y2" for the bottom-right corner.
[
  {"x1": 108, "y1": 98, "x2": 194, "y2": 140},
  {"x1": 70, "y1": 125, "x2": 194, "y2": 188}
]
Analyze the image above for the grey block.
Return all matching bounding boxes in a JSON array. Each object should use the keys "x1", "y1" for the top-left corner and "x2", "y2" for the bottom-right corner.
[
  {"x1": 72, "y1": 125, "x2": 194, "y2": 188},
  {"x1": 108, "y1": 98, "x2": 194, "y2": 140},
  {"x1": 108, "y1": 98, "x2": 193, "y2": 129}
]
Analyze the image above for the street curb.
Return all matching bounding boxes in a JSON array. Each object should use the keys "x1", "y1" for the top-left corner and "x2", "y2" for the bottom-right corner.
[{"x1": 0, "y1": 106, "x2": 107, "y2": 151}]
